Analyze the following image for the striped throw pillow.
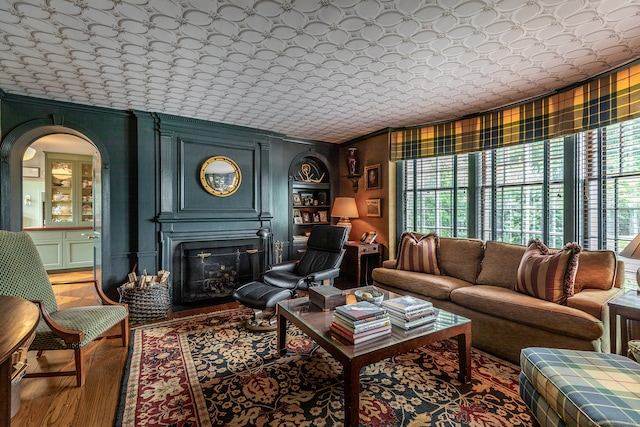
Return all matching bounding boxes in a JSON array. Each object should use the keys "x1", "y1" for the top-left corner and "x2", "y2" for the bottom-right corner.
[
  {"x1": 396, "y1": 232, "x2": 441, "y2": 275},
  {"x1": 515, "y1": 239, "x2": 582, "y2": 304}
]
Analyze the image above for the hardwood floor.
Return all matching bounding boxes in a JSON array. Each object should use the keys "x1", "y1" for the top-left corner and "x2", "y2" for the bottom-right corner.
[{"x1": 11, "y1": 271, "x2": 243, "y2": 427}]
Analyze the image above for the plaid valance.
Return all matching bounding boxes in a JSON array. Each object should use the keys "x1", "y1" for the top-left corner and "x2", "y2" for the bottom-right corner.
[{"x1": 390, "y1": 61, "x2": 640, "y2": 161}]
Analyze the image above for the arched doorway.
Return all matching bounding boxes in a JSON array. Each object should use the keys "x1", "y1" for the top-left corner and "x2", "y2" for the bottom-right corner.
[
  {"x1": 1, "y1": 123, "x2": 107, "y2": 284},
  {"x1": 22, "y1": 134, "x2": 100, "y2": 275}
]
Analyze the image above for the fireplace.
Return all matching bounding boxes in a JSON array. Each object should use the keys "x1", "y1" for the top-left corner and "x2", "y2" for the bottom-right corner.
[
  {"x1": 179, "y1": 241, "x2": 261, "y2": 304},
  {"x1": 165, "y1": 228, "x2": 270, "y2": 307}
]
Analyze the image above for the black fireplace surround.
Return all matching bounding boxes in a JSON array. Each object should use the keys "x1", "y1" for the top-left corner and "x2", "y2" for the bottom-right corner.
[{"x1": 163, "y1": 228, "x2": 269, "y2": 306}]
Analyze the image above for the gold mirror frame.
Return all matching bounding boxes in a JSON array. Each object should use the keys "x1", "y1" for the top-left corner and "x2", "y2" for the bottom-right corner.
[{"x1": 199, "y1": 156, "x2": 242, "y2": 197}]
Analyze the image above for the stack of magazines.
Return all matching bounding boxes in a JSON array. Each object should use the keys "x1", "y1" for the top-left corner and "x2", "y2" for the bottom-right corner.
[
  {"x1": 381, "y1": 295, "x2": 436, "y2": 330},
  {"x1": 330, "y1": 301, "x2": 391, "y2": 344}
]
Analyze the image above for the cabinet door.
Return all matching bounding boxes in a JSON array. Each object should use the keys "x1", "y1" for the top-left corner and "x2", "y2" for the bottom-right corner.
[
  {"x1": 45, "y1": 154, "x2": 93, "y2": 227},
  {"x1": 79, "y1": 161, "x2": 93, "y2": 226},
  {"x1": 65, "y1": 239, "x2": 94, "y2": 267},
  {"x1": 47, "y1": 160, "x2": 75, "y2": 226}
]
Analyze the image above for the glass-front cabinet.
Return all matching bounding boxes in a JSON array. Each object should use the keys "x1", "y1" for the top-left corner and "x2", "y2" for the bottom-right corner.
[{"x1": 45, "y1": 153, "x2": 93, "y2": 227}]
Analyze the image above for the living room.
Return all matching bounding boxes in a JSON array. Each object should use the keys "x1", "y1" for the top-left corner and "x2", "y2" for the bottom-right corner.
[{"x1": 2, "y1": 1, "x2": 640, "y2": 426}]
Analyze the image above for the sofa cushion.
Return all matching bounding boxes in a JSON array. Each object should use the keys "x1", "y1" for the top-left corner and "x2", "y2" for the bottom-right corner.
[
  {"x1": 451, "y1": 285, "x2": 603, "y2": 340},
  {"x1": 567, "y1": 287, "x2": 623, "y2": 320},
  {"x1": 372, "y1": 267, "x2": 470, "y2": 300},
  {"x1": 515, "y1": 240, "x2": 581, "y2": 304},
  {"x1": 438, "y1": 237, "x2": 484, "y2": 283},
  {"x1": 574, "y1": 250, "x2": 617, "y2": 292},
  {"x1": 476, "y1": 241, "x2": 525, "y2": 289},
  {"x1": 396, "y1": 232, "x2": 441, "y2": 275}
]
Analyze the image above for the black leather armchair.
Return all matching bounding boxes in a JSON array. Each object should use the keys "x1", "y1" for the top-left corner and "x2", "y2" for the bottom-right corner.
[
  {"x1": 262, "y1": 224, "x2": 348, "y2": 291},
  {"x1": 233, "y1": 225, "x2": 348, "y2": 329}
]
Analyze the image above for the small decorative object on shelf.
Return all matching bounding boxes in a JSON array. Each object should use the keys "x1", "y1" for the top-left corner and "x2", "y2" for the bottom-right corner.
[{"x1": 296, "y1": 162, "x2": 325, "y2": 183}]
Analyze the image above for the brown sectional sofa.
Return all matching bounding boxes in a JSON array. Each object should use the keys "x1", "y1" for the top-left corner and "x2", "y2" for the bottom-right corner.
[{"x1": 371, "y1": 236, "x2": 625, "y2": 363}]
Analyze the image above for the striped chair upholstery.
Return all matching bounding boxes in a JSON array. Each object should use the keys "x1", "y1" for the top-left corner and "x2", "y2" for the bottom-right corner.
[
  {"x1": 0, "y1": 230, "x2": 129, "y2": 386},
  {"x1": 520, "y1": 347, "x2": 640, "y2": 427}
]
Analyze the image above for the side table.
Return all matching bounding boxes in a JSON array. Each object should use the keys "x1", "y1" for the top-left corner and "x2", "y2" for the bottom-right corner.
[
  {"x1": 608, "y1": 290, "x2": 640, "y2": 356},
  {"x1": 342, "y1": 242, "x2": 382, "y2": 287},
  {"x1": 0, "y1": 296, "x2": 40, "y2": 425}
]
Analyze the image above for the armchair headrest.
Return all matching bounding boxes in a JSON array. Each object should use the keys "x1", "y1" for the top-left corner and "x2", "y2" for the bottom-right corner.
[{"x1": 306, "y1": 225, "x2": 348, "y2": 253}]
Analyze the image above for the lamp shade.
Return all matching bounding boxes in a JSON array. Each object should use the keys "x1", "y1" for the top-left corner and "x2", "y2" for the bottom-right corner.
[
  {"x1": 620, "y1": 233, "x2": 640, "y2": 289},
  {"x1": 620, "y1": 234, "x2": 640, "y2": 260},
  {"x1": 331, "y1": 197, "x2": 359, "y2": 219},
  {"x1": 331, "y1": 197, "x2": 358, "y2": 239}
]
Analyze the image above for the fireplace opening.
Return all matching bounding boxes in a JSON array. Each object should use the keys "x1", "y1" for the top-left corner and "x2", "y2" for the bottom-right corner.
[{"x1": 174, "y1": 237, "x2": 264, "y2": 306}]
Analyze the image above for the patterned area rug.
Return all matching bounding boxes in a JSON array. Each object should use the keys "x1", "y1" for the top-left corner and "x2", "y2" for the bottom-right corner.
[{"x1": 116, "y1": 308, "x2": 534, "y2": 426}]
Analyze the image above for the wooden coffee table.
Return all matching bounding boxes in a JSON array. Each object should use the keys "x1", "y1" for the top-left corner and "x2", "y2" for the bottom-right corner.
[{"x1": 276, "y1": 291, "x2": 471, "y2": 427}]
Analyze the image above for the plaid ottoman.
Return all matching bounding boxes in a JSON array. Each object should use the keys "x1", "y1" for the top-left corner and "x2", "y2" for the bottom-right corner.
[{"x1": 519, "y1": 347, "x2": 640, "y2": 427}]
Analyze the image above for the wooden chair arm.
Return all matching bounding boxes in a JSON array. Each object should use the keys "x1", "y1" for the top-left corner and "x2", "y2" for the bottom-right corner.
[
  {"x1": 51, "y1": 279, "x2": 126, "y2": 307},
  {"x1": 30, "y1": 300, "x2": 84, "y2": 344}
]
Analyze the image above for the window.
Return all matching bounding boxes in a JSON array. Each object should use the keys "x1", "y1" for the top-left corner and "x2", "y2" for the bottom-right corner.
[
  {"x1": 403, "y1": 155, "x2": 468, "y2": 237},
  {"x1": 478, "y1": 138, "x2": 564, "y2": 246},
  {"x1": 578, "y1": 119, "x2": 640, "y2": 288},
  {"x1": 401, "y1": 117, "x2": 640, "y2": 288}
]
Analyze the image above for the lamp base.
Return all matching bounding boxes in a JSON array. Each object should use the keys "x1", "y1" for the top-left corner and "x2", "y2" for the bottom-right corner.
[{"x1": 336, "y1": 219, "x2": 352, "y2": 240}]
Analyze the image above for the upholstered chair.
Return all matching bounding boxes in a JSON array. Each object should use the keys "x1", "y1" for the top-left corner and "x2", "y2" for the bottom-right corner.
[{"x1": 0, "y1": 230, "x2": 129, "y2": 386}]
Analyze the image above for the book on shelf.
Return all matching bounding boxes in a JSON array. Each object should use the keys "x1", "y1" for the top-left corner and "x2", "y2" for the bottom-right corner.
[
  {"x1": 331, "y1": 323, "x2": 392, "y2": 345},
  {"x1": 388, "y1": 313, "x2": 436, "y2": 330},
  {"x1": 332, "y1": 312, "x2": 391, "y2": 333},
  {"x1": 381, "y1": 295, "x2": 432, "y2": 314},
  {"x1": 334, "y1": 300, "x2": 386, "y2": 321}
]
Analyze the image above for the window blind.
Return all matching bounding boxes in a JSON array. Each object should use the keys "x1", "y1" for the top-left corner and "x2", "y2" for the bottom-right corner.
[{"x1": 403, "y1": 155, "x2": 468, "y2": 237}]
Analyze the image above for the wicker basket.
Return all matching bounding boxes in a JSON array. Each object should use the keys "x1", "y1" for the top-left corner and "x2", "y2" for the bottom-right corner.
[{"x1": 118, "y1": 282, "x2": 170, "y2": 324}]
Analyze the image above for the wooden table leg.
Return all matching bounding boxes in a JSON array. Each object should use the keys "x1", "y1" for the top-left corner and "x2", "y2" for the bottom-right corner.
[
  {"x1": 620, "y1": 316, "x2": 629, "y2": 357},
  {"x1": 457, "y1": 328, "x2": 472, "y2": 383},
  {"x1": 277, "y1": 310, "x2": 287, "y2": 356},
  {"x1": 343, "y1": 362, "x2": 361, "y2": 427},
  {"x1": 1, "y1": 360, "x2": 11, "y2": 427},
  {"x1": 610, "y1": 306, "x2": 618, "y2": 354}
]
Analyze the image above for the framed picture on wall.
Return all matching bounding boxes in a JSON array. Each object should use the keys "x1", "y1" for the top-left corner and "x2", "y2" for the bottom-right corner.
[
  {"x1": 23, "y1": 167, "x2": 40, "y2": 178},
  {"x1": 366, "y1": 198, "x2": 381, "y2": 217},
  {"x1": 365, "y1": 164, "x2": 380, "y2": 190}
]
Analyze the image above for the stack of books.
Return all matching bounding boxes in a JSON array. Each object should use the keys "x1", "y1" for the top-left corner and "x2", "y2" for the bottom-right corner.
[
  {"x1": 381, "y1": 295, "x2": 436, "y2": 330},
  {"x1": 330, "y1": 301, "x2": 392, "y2": 344}
]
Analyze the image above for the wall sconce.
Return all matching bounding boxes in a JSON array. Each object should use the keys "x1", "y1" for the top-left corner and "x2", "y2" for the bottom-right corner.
[
  {"x1": 24, "y1": 195, "x2": 32, "y2": 206},
  {"x1": 346, "y1": 147, "x2": 361, "y2": 192},
  {"x1": 23, "y1": 147, "x2": 36, "y2": 161},
  {"x1": 347, "y1": 174, "x2": 361, "y2": 193}
]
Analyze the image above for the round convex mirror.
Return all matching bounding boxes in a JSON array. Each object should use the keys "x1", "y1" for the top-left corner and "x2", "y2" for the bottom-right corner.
[{"x1": 199, "y1": 156, "x2": 242, "y2": 197}]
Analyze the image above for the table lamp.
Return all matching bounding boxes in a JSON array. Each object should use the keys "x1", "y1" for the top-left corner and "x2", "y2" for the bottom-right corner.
[
  {"x1": 331, "y1": 197, "x2": 358, "y2": 239},
  {"x1": 619, "y1": 233, "x2": 640, "y2": 289}
]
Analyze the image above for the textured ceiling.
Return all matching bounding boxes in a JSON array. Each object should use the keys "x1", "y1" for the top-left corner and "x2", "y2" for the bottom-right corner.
[{"x1": 1, "y1": 1, "x2": 640, "y2": 144}]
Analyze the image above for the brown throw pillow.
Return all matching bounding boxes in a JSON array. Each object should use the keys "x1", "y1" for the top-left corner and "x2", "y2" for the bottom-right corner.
[
  {"x1": 515, "y1": 239, "x2": 582, "y2": 304},
  {"x1": 395, "y1": 232, "x2": 441, "y2": 275}
]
